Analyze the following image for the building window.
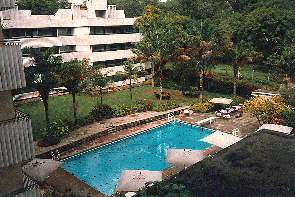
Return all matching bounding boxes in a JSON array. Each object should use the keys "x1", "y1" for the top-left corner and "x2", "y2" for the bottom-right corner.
[
  {"x1": 22, "y1": 47, "x2": 59, "y2": 57},
  {"x1": 92, "y1": 44, "x2": 106, "y2": 52},
  {"x1": 95, "y1": 10, "x2": 106, "y2": 18},
  {"x1": 90, "y1": 26, "x2": 137, "y2": 35},
  {"x1": 58, "y1": 28, "x2": 73, "y2": 36},
  {"x1": 59, "y1": 45, "x2": 76, "y2": 53},
  {"x1": 90, "y1": 27, "x2": 105, "y2": 35},
  {"x1": 93, "y1": 61, "x2": 106, "y2": 68},
  {"x1": 38, "y1": 28, "x2": 57, "y2": 37}
]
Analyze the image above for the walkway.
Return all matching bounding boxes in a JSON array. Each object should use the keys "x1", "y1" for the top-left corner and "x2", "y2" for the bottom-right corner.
[{"x1": 36, "y1": 107, "x2": 188, "y2": 157}]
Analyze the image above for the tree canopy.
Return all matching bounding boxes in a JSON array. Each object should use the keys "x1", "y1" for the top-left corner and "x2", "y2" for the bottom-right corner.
[{"x1": 17, "y1": 0, "x2": 70, "y2": 15}]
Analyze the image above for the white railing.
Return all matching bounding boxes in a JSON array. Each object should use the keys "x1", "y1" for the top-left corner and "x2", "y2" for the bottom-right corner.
[{"x1": 167, "y1": 113, "x2": 176, "y2": 123}]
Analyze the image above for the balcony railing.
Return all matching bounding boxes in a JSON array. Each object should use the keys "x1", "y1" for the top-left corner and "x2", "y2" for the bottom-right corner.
[
  {"x1": 0, "y1": 111, "x2": 34, "y2": 168},
  {"x1": 0, "y1": 41, "x2": 26, "y2": 91},
  {"x1": 0, "y1": 0, "x2": 15, "y2": 10}
]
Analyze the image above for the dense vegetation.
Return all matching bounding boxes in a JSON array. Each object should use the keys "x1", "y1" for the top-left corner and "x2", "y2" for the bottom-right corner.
[
  {"x1": 136, "y1": 132, "x2": 295, "y2": 196},
  {"x1": 18, "y1": 0, "x2": 70, "y2": 15}
]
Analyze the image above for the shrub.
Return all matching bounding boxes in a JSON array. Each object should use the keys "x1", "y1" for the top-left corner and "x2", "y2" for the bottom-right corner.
[
  {"x1": 182, "y1": 87, "x2": 200, "y2": 98},
  {"x1": 282, "y1": 110, "x2": 295, "y2": 129},
  {"x1": 154, "y1": 91, "x2": 171, "y2": 100},
  {"x1": 90, "y1": 104, "x2": 113, "y2": 121},
  {"x1": 112, "y1": 104, "x2": 131, "y2": 117},
  {"x1": 137, "y1": 182, "x2": 192, "y2": 197},
  {"x1": 245, "y1": 96, "x2": 287, "y2": 125},
  {"x1": 191, "y1": 102, "x2": 214, "y2": 113},
  {"x1": 39, "y1": 120, "x2": 70, "y2": 146},
  {"x1": 154, "y1": 100, "x2": 179, "y2": 112},
  {"x1": 280, "y1": 87, "x2": 295, "y2": 107}
]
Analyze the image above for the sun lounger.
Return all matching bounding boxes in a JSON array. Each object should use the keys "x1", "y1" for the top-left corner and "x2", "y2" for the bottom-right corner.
[{"x1": 195, "y1": 117, "x2": 217, "y2": 126}]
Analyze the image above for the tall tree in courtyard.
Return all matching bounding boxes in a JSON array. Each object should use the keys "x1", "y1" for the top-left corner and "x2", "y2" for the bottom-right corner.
[
  {"x1": 26, "y1": 49, "x2": 62, "y2": 128},
  {"x1": 134, "y1": 5, "x2": 187, "y2": 92},
  {"x1": 215, "y1": 14, "x2": 262, "y2": 96},
  {"x1": 123, "y1": 59, "x2": 143, "y2": 100},
  {"x1": 90, "y1": 69, "x2": 109, "y2": 105},
  {"x1": 57, "y1": 59, "x2": 90, "y2": 124}
]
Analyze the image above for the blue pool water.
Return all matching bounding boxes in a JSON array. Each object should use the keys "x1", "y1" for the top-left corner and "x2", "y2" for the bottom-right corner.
[{"x1": 62, "y1": 121, "x2": 213, "y2": 195}]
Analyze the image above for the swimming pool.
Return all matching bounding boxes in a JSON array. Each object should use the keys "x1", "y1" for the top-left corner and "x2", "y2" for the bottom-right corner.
[{"x1": 62, "y1": 121, "x2": 214, "y2": 195}]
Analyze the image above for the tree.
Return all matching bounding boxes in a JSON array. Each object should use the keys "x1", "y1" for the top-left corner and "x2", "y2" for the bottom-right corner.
[
  {"x1": 134, "y1": 5, "x2": 187, "y2": 93},
  {"x1": 176, "y1": 40, "x2": 214, "y2": 99},
  {"x1": 57, "y1": 59, "x2": 90, "y2": 124},
  {"x1": 108, "y1": 0, "x2": 159, "y2": 17},
  {"x1": 90, "y1": 69, "x2": 109, "y2": 105},
  {"x1": 214, "y1": 14, "x2": 262, "y2": 96},
  {"x1": 27, "y1": 49, "x2": 62, "y2": 128},
  {"x1": 17, "y1": 0, "x2": 70, "y2": 15},
  {"x1": 123, "y1": 59, "x2": 143, "y2": 100},
  {"x1": 245, "y1": 96, "x2": 287, "y2": 125}
]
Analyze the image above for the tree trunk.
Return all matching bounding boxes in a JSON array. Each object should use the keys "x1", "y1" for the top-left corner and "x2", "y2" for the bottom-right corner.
[
  {"x1": 233, "y1": 64, "x2": 239, "y2": 96},
  {"x1": 100, "y1": 87, "x2": 103, "y2": 105},
  {"x1": 129, "y1": 78, "x2": 133, "y2": 100},
  {"x1": 199, "y1": 70, "x2": 204, "y2": 100},
  {"x1": 151, "y1": 62, "x2": 155, "y2": 87},
  {"x1": 72, "y1": 92, "x2": 77, "y2": 124},
  {"x1": 43, "y1": 99, "x2": 50, "y2": 129},
  {"x1": 159, "y1": 68, "x2": 163, "y2": 101}
]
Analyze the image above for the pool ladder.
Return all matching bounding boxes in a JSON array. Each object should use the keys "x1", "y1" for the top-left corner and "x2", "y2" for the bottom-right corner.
[
  {"x1": 51, "y1": 150, "x2": 60, "y2": 160},
  {"x1": 167, "y1": 113, "x2": 176, "y2": 123}
]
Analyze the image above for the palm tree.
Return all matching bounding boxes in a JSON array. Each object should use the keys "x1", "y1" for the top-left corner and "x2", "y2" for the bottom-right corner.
[
  {"x1": 27, "y1": 49, "x2": 62, "y2": 128},
  {"x1": 57, "y1": 59, "x2": 90, "y2": 124},
  {"x1": 123, "y1": 59, "x2": 143, "y2": 100}
]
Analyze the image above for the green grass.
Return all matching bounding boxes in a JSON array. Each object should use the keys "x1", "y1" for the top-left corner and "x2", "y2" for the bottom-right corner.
[
  {"x1": 211, "y1": 64, "x2": 281, "y2": 89},
  {"x1": 18, "y1": 85, "x2": 232, "y2": 139}
]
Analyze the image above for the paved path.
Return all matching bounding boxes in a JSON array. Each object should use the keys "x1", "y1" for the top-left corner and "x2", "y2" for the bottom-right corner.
[{"x1": 36, "y1": 107, "x2": 188, "y2": 156}]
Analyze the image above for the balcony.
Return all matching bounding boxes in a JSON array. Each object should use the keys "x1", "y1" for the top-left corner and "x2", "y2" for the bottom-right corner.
[
  {"x1": 91, "y1": 49, "x2": 134, "y2": 62},
  {"x1": 0, "y1": 0, "x2": 15, "y2": 9},
  {"x1": 0, "y1": 41, "x2": 26, "y2": 91},
  {"x1": 0, "y1": 111, "x2": 34, "y2": 168}
]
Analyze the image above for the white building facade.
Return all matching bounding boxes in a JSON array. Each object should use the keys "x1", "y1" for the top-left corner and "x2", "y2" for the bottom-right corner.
[{"x1": 0, "y1": 0, "x2": 148, "y2": 86}]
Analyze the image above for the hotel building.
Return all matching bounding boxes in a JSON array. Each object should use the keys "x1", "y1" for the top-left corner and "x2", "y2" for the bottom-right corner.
[{"x1": 0, "y1": 0, "x2": 148, "y2": 86}]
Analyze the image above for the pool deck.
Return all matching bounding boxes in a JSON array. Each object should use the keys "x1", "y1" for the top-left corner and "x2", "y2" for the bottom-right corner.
[
  {"x1": 36, "y1": 109, "x2": 259, "y2": 196},
  {"x1": 36, "y1": 107, "x2": 188, "y2": 158}
]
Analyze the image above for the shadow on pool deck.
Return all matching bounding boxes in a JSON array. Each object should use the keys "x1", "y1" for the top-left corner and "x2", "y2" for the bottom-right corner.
[{"x1": 46, "y1": 168, "x2": 107, "y2": 197}]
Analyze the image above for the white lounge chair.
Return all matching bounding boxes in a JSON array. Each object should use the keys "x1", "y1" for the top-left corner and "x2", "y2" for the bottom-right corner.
[{"x1": 195, "y1": 117, "x2": 217, "y2": 126}]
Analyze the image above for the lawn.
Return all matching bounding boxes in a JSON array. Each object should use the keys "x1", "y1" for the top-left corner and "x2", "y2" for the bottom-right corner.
[
  {"x1": 137, "y1": 132, "x2": 295, "y2": 196},
  {"x1": 211, "y1": 64, "x2": 281, "y2": 89},
  {"x1": 18, "y1": 85, "x2": 233, "y2": 139}
]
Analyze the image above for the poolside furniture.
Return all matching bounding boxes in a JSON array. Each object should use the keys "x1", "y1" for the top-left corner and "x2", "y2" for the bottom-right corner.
[
  {"x1": 116, "y1": 170, "x2": 162, "y2": 192},
  {"x1": 125, "y1": 192, "x2": 136, "y2": 197},
  {"x1": 166, "y1": 149, "x2": 205, "y2": 168},
  {"x1": 258, "y1": 124, "x2": 293, "y2": 135},
  {"x1": 215, "y1": 104, "x2": 244, "y2": 119},
  {"x1": 183, "y1": 109, "x2": 193, "y2": 116},
  {"x1": 209, "y1": 97, "x2": 233, "y2": 105},
  {"x1": 195, "y1": 117, "x2": 217, "y2": 126},
  {"x1": 231, "y1": 128, "x2": 241, "y2": 137},
  {"x1": 22, "y1": 159, "x2": 61, "y2": 182},
  {"x1": 201, "y1": 131, "x2": 242, "y2": 148}
]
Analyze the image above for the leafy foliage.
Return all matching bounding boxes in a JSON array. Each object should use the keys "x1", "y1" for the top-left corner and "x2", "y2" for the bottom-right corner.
[
  {"x1": 39, "y1": 120, "x2": 69, "y2": 146},
  {"x1": 123, "y1": 59, "x2": 144, "y2": 100},
  {"x1": 244, "y1": 96, "x2": 287, "y2": 125},
  {"x1": 90, "y1": 104, "x2": 113, "y2": 121},
  {"x1": 26, "y1": 48, "x2": 62, "y2": 126},
  {"x1": 191, "y1": 102, "x2": 214, "y2": 113},
  {"x1": 108, "y1": 0, "x2": 159, "y2": 17},
  {"x1": 17, "y1": 0, "x2": 70, "y2": 15},
  {"x1": 57, "y1": 59, "x2": 90, "y2": 123}
]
